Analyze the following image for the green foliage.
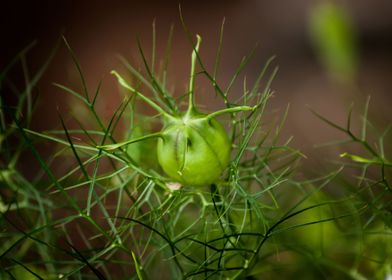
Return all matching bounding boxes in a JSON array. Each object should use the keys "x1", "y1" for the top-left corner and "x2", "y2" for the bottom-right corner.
[
  {"x1": 0, "y1": 23, "x2": 390, "y2": 280},
  {"x1": 309, "y1": 2, "x2": 358, "y2": 83}
]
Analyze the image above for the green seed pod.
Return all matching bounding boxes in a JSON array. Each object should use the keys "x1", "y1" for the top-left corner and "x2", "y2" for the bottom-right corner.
[
  {"x1": 157, "y1": 112, "x2": 231, "y2": 186},
  {"x1": 104, "y1": 35, "x2": 255, "y2": 187}
]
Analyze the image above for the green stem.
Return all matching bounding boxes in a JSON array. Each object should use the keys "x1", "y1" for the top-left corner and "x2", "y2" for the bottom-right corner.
[
  {"x1": 187, "y1": 35, "x2": 202, "y2": 114},
  {"x1": 97, "y1": 132, "x2": 163, "y2": 150},
  {"x1": 111, "y1": 71, "x2": 174, "y2": 120},
  {"x1": 340, "y1": 152, "x2": 392, "y2": 167},
  {"x1": 206, "y1": 105, "x2": 255, "y2": 120}
]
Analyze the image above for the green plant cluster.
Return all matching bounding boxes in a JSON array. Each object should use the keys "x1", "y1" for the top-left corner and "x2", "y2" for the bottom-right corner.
[{"x1": 0, "y1": 23, "x2": 391, "y2": 279}]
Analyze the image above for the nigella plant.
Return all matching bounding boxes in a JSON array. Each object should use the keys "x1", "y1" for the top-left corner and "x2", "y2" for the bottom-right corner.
[
  {"x1": 3, "y1": 23, "x2": 314, "y2": 279},
  {"x1": 1, "y1": 14, "x2": 390, "y2": 279}
]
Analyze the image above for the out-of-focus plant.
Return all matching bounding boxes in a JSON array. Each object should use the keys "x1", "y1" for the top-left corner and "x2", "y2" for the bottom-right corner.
[
  {"x1": 313, "y1": 99, "x2": 392, "y2": 278},
  {"x1": 0, "y1": 42, "x2": 57, "y2": 279},
  {"x1": 309, "y1": 1, "x2": 358, "y2": 84}
]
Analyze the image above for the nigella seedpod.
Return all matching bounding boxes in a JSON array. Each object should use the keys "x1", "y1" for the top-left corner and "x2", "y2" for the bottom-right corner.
[
  {"x1": 101, "y1": 35, "x2": 255, "y2": 186},
  {"x1": 157, "y1": 111, "x2": 231, "y2": 186}
]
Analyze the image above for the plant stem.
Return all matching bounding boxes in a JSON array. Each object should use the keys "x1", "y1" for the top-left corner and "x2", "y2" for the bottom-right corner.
[
  {"x1": 97, "y1": 132, "x2": 163, "y2": 150},
  {"x1": 206, "y1": 105, "x2": 255, "y2": 120},
  {"x1": 187, "y1": 35, "x2": 202, "y2": 115},
  {"x1": 111, "y1": 71, "x2": 174, "y2": 121}
]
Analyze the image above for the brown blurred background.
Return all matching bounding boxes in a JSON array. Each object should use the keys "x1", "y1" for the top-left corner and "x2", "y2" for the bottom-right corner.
[{"x1": 2, "y1": 0, "x2": 392, "y2": 172}]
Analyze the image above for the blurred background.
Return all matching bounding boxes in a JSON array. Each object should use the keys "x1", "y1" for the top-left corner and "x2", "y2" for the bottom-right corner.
[{"x1": 2, "y1": 0, "x2": 392, "y2": 172}]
